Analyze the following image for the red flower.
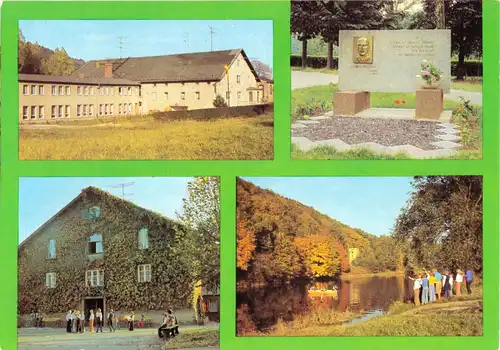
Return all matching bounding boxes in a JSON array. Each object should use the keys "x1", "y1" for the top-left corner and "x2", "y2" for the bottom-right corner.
[{"x1": 394, "y1": 100, "x2": 401, "y2": 105}]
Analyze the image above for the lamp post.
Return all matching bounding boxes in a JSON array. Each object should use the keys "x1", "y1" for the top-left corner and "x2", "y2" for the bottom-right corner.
[{"x1": 224, "y1": 64, "x2": 230, "y2": 107}]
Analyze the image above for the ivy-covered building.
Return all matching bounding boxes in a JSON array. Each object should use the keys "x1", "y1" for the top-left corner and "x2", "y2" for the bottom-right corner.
[{"x1": 18, "y1": 186, "x2": 203, "y2": 320}]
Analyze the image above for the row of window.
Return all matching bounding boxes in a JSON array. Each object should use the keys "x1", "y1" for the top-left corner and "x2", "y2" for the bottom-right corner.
[
  {"x1": 22, "y1": 103, "x2": 135, "y2": 120},
  {"x1": 44, "y1": 264, "x2": 152, "y2": 288},
  {"x1": 22, "y1": 84, "x2": 138, "y2": 97},
  {"x1": 46, "y1": 227, "x2": 149, "y2": 259}
]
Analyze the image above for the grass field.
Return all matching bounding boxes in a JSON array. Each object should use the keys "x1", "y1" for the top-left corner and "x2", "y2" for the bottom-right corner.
[
  {"x1": 250, "y1": 289, "x2": 482, "y2": 337},
  {"x1": 166, "y1": 328, "x2": 219, "y2": 349},
  {"x1": 291, "y1": 84, "x2": 462, "y2": 119},
  {"x1": 19, "y1": 115, "x2": 274, "y2": 160},
  {"x1": 451, "y1": 77, "x2": 483, "y2": 92}
]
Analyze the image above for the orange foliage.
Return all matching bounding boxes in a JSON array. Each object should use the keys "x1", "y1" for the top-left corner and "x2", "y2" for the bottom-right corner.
[{"x1": 237, "y1": 221, "x2": 256, "y2": 271}]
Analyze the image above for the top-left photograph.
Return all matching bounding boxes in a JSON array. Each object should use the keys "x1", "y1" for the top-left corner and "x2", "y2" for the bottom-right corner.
[{"x1": 18, "y1": 20, "x2": 274, "y2": 160}]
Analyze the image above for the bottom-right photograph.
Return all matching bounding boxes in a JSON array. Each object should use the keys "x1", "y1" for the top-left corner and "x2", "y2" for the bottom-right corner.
[{"x1": 236, "y1": 176, "x2": 483, "y2": 337}]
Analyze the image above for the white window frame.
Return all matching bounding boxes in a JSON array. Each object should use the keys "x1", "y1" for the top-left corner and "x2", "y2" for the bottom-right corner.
[
  {"x1": 23, "y1": 85, "x2": 29, "y2": 96},
  {"x1": 58, "y1": 105, "x2": 63, "y2": 119},
  {"x1": 65, "y1": 105, "x2": 70, "y2": 118},
  {"x1": 128, "y1": 104, "x2": 132, "y2": 114},
  {"x1": 45, "y1": 272, "x2": 57, "y2": 288},
  {"x1": 127, "y1": 87, "x2": 132, "y2": 96},
  {"x1": 111, "y1": 87, "x2": 114, "y2": 96},
  {"x1": 195, "y1": 91, "x2": 200, "y2": 100},
  {"x1": 31, "y1": 85, "x2": 37, "y2": 96},
  {"x1": 138, "y1": 264, "x2": 152, "y2": 283},
  {"x1": 164, "y1": 92, "x2": 168, "y2": 100},
  {"x1": 77, "y1": 86, "x2": 82, "y2": 96},
  {"x1": 51, "y1": 105, "x2": 56, "y2": 119},
  {"x1": 105, "y1": 87, "x2": 109, "y2": 96},
  {"x1": 110, "y1": 104, "x2": 114, "y2": 115},
  {"x1": 58, "y1": 86, "x2": 64, "y2": 96},
  {"x1": 51, "y1": 85, "x2": 57, "y2": 96},
  {"x1": 88, "y1": 233, "x2": 103, "y2": 255},
  {"x1": 105, "y1": 104, "x2": 109, "y2": 116},
  {"x1": 39, "y1": 105, "x2": 44, "y2": 119},
  {"x1": 84, "y1": 86, "x2": 89, "y2": 96},
  {"x1": 237, "y1": 75, "x2": 241, "y2": 84},
  {"x1": 90, "y1": 87, "x2": 94, "y2": 96},
  {"x1": 77, "y1": 104, "x2": 82, "y2": 117},
  {"x1": 181, "y1": 92, "x2": 185, "y2": 100},
  {"x1": 86, "y1": 269, "x2": 104, "y2": 287},
  {"x1": 83, "y1": 104, "x2": 88, "y2": 117},
  {"x1": 66, "y1": 86, "x2": 71, "y2": 96},
  {"x1": 99, "y1": 104, "x2": 104, "y2": 116},
  {"x1": 99, "y1": 87, "x2": 104, "y2": 96},
  {"x1": 39, "y1": 85, "x2": 44, "y2": 96},
  {"x1": 30, "y1": 106, "x2": 36, "y2": 119},
  {"x1": 89, "y1": 104, "x2": 94, "y2": 116},
  {"x1": 22, "y1": 106, "x2": 29, "y2": 120}
]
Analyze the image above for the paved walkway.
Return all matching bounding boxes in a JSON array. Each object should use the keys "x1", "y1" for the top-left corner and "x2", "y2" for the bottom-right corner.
[
  {"x1": 291, "y1": 71, "x2": 482, "y2": 105},
  {"x1": 18, "y1": 327, "x2": 218, "y2": 350}
]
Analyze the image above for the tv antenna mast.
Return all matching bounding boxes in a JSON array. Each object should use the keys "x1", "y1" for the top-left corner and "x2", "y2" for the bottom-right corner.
[
  {"x1": 118, "y1": 36, "x2": 127, "y2": 58},
  {"x1": 208, "y1": 26, "x2": 219, "y2": 51},
  {"x1": 108, "y1": 181, "x2": 135, "y2": 199}
]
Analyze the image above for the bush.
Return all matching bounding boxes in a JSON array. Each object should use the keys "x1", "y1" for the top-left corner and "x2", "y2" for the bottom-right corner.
[
  {"x1": 213, "y1": 94, "x2": 228, "y2": 108},
  {"x1": 452, "y1": 97, "x2": 482, "y2": 150},
  {"x1": 291, "y1": 55, "x2": 482, "y2": 76},
  {"x1": 295, "y1": 98, "x2": 331, "y2": 119}
]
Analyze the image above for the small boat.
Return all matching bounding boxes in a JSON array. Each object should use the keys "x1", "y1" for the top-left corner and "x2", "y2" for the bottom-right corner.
[{"x1": 308, "y1": 289, "x2": 338, "y2": 296}]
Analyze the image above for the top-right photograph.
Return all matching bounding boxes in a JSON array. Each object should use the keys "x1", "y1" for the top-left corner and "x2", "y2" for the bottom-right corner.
[{"x1": 291, "y1": 0, "x2": 482, "y2": 160}]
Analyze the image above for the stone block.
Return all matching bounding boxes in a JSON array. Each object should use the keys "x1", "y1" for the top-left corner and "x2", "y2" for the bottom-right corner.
[
  {"x1": 416, "y1": 89, "x2": 444, "y2": 120},
  {"x1": 334, "y1": 91, "x2": 370, "y2": 116}
]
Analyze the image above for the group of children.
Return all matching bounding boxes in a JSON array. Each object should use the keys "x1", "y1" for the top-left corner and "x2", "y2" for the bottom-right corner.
[
  {"x1": 408, "y1": 268, "x2": 474, "y2": 305},
  {"x1": 65, "y1": 308, "x2": 132, "y2": 333},
  {"x1": 157, "y1": 309, "x2": 180, "y2": 339}
]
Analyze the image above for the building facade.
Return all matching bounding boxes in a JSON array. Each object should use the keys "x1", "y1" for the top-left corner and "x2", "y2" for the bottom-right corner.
[
  {"x1": 18, "y1": 187, "x2": 202, "y2": 321},
  {"x1": 18, "y1": 49, "x2": 273, "y2": 123}
]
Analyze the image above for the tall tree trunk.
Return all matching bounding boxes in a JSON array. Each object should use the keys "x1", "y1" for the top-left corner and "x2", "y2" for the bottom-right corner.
[
  {"x1": 301, "y1": 39, "x2": 308, "y2": 69},
  {"x1": 327, "y1": 41, "x2": 334, "y2": 70},
  {"x1": 436, "y1": 0, "x2": 445, "y2": 29}
]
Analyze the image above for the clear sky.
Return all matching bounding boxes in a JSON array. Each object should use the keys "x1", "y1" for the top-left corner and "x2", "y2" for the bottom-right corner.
[
  {"x1": 19, "y1": 177, "x2": 193, "y2": 244},
  {"x1": 242, "y1": 177, "x2": 415, "y2": 236},
  {"x1": 19, "y1": 20, "x2": 274, "y2": 68}
]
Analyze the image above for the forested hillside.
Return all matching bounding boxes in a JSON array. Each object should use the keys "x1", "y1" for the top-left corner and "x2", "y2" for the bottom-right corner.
[
  {"x1": 236, "y1": 178, "x2": 404, "y2": 284},
  {"x1": 18, "y1": 29, "x2": 85, "y2": 75}
]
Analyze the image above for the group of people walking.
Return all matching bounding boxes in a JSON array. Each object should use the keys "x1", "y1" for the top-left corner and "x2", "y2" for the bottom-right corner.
[
  {"x1": 408, "y1": 268, "x2": 473, "y2": 306},
  {"x1": 66, "y1": 308, "x2": 131, "y2": 333}
]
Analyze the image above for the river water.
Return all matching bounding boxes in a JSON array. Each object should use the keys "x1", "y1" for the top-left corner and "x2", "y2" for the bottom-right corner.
[{"x1": 236, "y1": 275, "x2": 414, "y2": 333}]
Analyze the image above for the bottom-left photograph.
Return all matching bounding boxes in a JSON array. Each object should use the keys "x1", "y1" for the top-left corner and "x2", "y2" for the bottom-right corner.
[{"x1": 17, "y1": 176, "x2": 220, "y2": 350}]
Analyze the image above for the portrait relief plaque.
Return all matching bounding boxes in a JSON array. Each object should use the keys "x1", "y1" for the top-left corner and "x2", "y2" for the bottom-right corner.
[{"x1": 353, "y1": 36, "x2": 373, "y2": 64}]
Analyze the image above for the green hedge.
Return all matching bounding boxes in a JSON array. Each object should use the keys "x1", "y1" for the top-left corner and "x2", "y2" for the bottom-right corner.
[{"x1": 291, "y1": 55, "x2": 483, "y2": 76}]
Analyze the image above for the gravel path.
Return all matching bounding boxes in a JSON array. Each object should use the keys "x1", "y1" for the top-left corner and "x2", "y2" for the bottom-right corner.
[{"x1": 292, "y1": 117, "x2": 443, "y2": 150}]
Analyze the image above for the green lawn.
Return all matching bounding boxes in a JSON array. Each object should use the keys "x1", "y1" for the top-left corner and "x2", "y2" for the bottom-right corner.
[
  {"x1": 165, "y1": 328, "x2": 219, "y2": 349},
  {"x1": 451, "y1": 77, "x2": 482, "y2": 92},
  {"x1": 291, "y1": 84, "x2": 462, "y2": 119}
]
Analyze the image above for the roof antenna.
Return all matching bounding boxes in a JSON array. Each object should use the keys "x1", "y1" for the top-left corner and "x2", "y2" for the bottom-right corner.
[
  {"x1": 107, "y1": 182, "x2": 135, "y2": 199},
  {"x1": 118, "y1": 36, "x2": 127, "y2": 59},
  {"x1": 208, "y1": 26, "x2": 219, "y2": 52}
]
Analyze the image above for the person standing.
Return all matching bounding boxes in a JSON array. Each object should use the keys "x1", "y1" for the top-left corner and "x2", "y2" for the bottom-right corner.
[
  {"x1": 425, "y1": 269, "x2": 437, "y2": 303},
  {"x1": 455, "y1": 269, "x2": 464, "y2": 297},
  {"x1": 128, "y1": 311, "x2": 135, "y2": 331},
  {"x1": 433, "y1": 268, "x2": 443, "y2": 300},
  {"x1": 107, "y1": 309, "x2": 116, "y2": 332},
  {"x1": 138, "y1": 314, "x2": 145, "y2": 328},
  {"x1": 71, "y1": 310, "x2": 77, "y2": 332},
  {"x1": 75, "y1": 311, "x2": 81, "y2": 334},
  {"x1": 443, "y1": 271, "x2": 454, "y2": 298},
  {"x1": 79, "y1": 311, "x2": 85, "y2": 333},
  {"x1": 95, "y1": 308, "x2": 103, "y2": 333},
  {"x1": 89, "y1": 309, "x2": 95, "y2": 333},
  {"x1": 465, "y1": 269, "x2": 473, "y2": 295},
  {"x1": 66, "y1": 310, "x2": 72, "y2": 333},
  {"x1": 408, "y1": 274, "x2": 422, "y2": 306}
]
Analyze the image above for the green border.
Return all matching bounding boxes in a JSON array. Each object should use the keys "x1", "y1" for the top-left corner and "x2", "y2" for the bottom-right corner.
[{"x1": 1, "y1": 1, "x2": 499, "y2": 350}]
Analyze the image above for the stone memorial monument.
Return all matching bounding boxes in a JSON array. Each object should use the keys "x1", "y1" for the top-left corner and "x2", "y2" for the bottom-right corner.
[{"x1": 335, "y1": 29, "x2": 451, "y2": 120}]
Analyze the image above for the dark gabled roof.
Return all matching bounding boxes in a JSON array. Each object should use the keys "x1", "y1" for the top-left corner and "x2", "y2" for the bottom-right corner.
[
  {"x1": 71, "y1": 48, "x2": 261, "y2": 83},
  {"x1": 19, "y1": 186, "x2": 180, "y2": 249},
  {"x1": 19, "y1": 74, "x2": 140, "y2": 86}
]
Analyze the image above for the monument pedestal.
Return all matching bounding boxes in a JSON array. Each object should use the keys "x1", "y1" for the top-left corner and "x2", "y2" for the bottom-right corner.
[
  {"x1": 415, "y1": 88, "x2": 443, "y2": 120},
  {"x1": 334, "y1": 91, "x2": 370, "y2": 116}
]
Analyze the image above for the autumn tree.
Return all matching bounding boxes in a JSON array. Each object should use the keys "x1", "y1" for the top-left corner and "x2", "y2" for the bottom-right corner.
[
  {"x1": 394, "y1": 176, "x2": 483, "y2": 274},
  {"x1": 236, "y1": 219, "x2": 256, "y2": 271},
  {"x1": 41, "y1": 48, "x2": 77, "y2": 76},
  {"x1": 294, "y1": 235, "x2": 340, "y2": 278},
  {"x1": 178, "y1": 177, "x2": 220, "y2": 290}
]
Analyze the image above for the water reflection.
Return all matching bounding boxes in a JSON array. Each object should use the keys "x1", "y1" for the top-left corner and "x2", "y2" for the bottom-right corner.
[{"x1": 236, "y1": 275, "x2": 413, "y2": 333}]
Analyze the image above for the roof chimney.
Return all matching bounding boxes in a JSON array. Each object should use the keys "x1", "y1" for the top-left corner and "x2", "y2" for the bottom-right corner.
[{"x1": 104, "y1": 62, "x2": 113, "y2": 78}]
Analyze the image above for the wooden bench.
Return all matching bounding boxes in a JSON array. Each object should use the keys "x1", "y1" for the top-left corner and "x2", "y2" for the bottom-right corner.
[{"x1": 161, "y1": 325, "x2": 179, "y2": 340}]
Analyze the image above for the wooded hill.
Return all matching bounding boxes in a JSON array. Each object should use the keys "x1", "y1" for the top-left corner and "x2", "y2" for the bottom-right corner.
[
  {"x1": 236, "y1": 178, "x2": 403, "y2": 284},
  {"x1": 18, "y1": 29, "x2": 85, "y2": 76}
]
